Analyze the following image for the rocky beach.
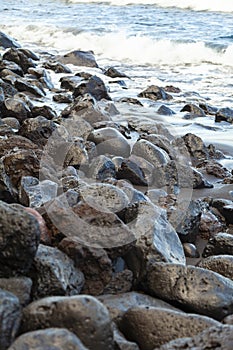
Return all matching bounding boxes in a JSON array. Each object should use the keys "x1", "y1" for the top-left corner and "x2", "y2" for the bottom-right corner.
[{"x1": 0, "y1": 0, "x2": 233, "y2": 349}]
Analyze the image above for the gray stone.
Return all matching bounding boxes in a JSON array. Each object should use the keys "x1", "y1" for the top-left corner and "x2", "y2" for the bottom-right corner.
[
  {"x1": 1, "y1": 97, "x2": 31, "y2": 122},
  {"x1": 3, "y1": 48, "x2": 36, "y2": 73},
  {"x1": 73, "y1": 75, "x2": 111, "y2": 101},
  {"x1": 183, "y1": 243, "x2": 200, "y2": 258},
  {"x1": 0, "y1": 201, "x2": 40, "y2": 277},
  {"x1": 30, "y1": 244, "x2": 84, "y2": 299},
  {"x1": 0, "y1": 160, "x2": 15, "y2": 203},
  {"x1": 0, "y1": 32, "x2": 20, "y2": 49},
  {"x1": 31, "y1": 105, "x2": 57, "y2": 120},
  {"x1": 0, "y1": 277, "x2": 32, "y2": 306},
  {"x1": 104, "y1": 67, "x2": 128, "y2": 78},
  {"x1": 146, "y1": 262, "x2": 233, "y2": 320},
  {"x1": 198, "y1": 255, "x2": 233, "y2": 280},
  {"x1": 88, "y1": 155, "x2": 116, "y2": 181},
  {"x1": 132, "y1": 139, "x2": 170, "y2": 168},
  {"x1": 119, "y1": 306, "x2": 220, "y2": 350},
  {"x1": 203, "y1": 232, "x2": 233, "y2": 257},
  {"x1": 138, "y1": 85, "x2": 172, "y2": 101},
  {"x1": 0, "y1": 289, "x2": 22, "y2": 350},
  {"x1": 57, "y1": 50, "x2": 98, "y2": 68},
  {"x1": 182, "y1": 133, "x2": 209, "y2": 162},
  {"x1": 14, "y1": 77, "x2": 45, "y2": 97},
  {"x1": 20, "y1": 295, "x2": 114, "y2": 350},
  {"x1": 113, "y1": 325, "x2": 140, "y2": 350},
  {"x1": 43, "y1": 60, "x2": 72, "y2": 73},
  {"x1": 116, "y1": 158, "x2": 148, "y2": 186},
  {"x1": 157, "y1": 105, "x2": 175, "y2": 116},
  {"x1": 155, "y1": 324, "x2": 233, "y2": 350},
  {"x1": 180, "y1": 103, "x2": 206, "y2": 117},
  {"x1": 8, "y1": 328, "x2": 88, "y2": 350},
  {"x1": 60, "y1": 75, "x2": 83, "y2": 91},
  {"x1": 215, "y1": 107, "x2": 233, "y2": 123}
]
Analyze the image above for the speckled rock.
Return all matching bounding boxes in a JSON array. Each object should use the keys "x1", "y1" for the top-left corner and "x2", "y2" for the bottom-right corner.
[
  {"x1": 8, "y1": 328, "x2": 88, "y2": 350},
  {"x1": 183, "y1": 243, "x2": 200, "y2": 258},
  {"x1": 198, "y1": 255, "x2": 233, "y2": 280},
  {"x1": 203, "y1": 232, "x2": 233, "y2": 257},
  {"x1": 182, "y1": 133, "x2": 209, "y2": 162},
  {"x1": 0, "y1": 277, "x2": 32, "y2": 306},
  {"x1": 119, "y1": 306, "x2": 219, "y2": 350},
  {"x1": 0, "y1": 289, "x2": 22, "y2": 350},
  {"x1": 199, "y1": 210, "x2": 223, "y2": 239},
  {"x1": 0, "y1": 135, "x2": 38, "y2": 158},
  {"x1": 0, "y1": 201, "x2": 40, "y2": 277},
  {"x1": 29, "y1": 244, "x2": 84, "y2": 299},
  {"x1": 138, "y1": 85, "x2": 172, "y2": 101},
  {"x1": 155, "y1": 324, "x2": 233, "y2": 350},
  {"x1": 146, "y1": 262, "x2": 233, "y2": 320},
  {"x1": 20, "y1": 295, "x2": 114, "y2": 350},
  {"x1": 73, "y1": 75, "x2": 111, "y2": 101},
  {"x1": 88, "y1": 155, "x2": 116, "y2": 181}
]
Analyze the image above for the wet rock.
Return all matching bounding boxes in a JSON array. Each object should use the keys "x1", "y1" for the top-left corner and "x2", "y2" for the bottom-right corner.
[
  {"x1": 221, "y1": 204, "x2": 233, "y2": 225},
  {"x1": 19, "y1": 116, "x2": 57, "y2": 147},
  {"x1": 3, "y1": 48, "x2": 36, "y2": 73},
  {"x1": 0, "y1": 135, "x2": 38, "y2": 157},
  {"x1": 199, "y1": 210, "x2": 223, "y2": 240},
  {"x1": 31, "y1": 105, "x2": 57, "y2": 120},
  {"x1": 115, "y1": 158, "x2": 148, "y2": 186},
  {"x1": 146, "y1": 262, "x2": 233, "y2": 320},
  {"x1": 180, "y1": 103, "x2": 206, "y2": 117},
  {"x1": 138, "y1": 85, "x2": 172, "y2": 101},
  {"x1": 199, "y1": 102, "x2": 218, "y2": 115},
  {"x1": 20, "y1": 295, "x2": 114, "y2": 350},
  {"x1": 30, "y1": 244, "x2": 84, "y2": 300},
  {"x1": 156, "y1": 324, "x2": 233, "y2": 350},
  {"x1": 88, "y1": 155, "x2": 116, "y2": 181},
  {"x1": 8, "y1": 328, "x2": 88, "y2": 350},
  {"x1": 203, "y1": 232, "x2": 233, "y2": 257},
  {"x1": 57, "y1": 50, "x2": 98, "y2": 68},
  {"x1": 164, "y1": 85, "x2": 181, "y2": 93},
  {"x1": 98, "y1": 292, "x2": 180, "y2": 324},
  {"x1": 176, "y1": 200, "x2": 203, "y2": 243},
  {"x1": 0, "y1": 277, "x2": 32, "y2": 306},
  {"x1": 75, "y1": 71, "x2": 93, "y2": 79},
  {"x1": 0, "y1": 289, "x2": 22, "y2": 350},
  {"x1": 0, "y1": 31, "x2": 20, "y2": 49},
  {"x1": 73, "y1": 75, "x2": 111, "y2": 101},
  {"x1": 118, "y1": 97, "x2": 143, "y2": 106},
  {"x1": 59, "y1": 237, "x2": 113, "y2": 295},
  {"x1": 0, "y1": 201, "x2": 40, "y2": 276},
  {"x1": 183, "y1": 243, "x2": 200, "y2": 258},
  {"x1": 103, "y1": 269, "x2": 133, "y2": 294},
  {"x1": 124, "y1": 203, "x2": 185, "y2": 286},
  {"x1": 113, "y1": 326, "x2": 140, "y2": 350},
  {"x1": 182, "y1": 133, "x2": 209, "y2": 162},
  {"x1": 88, "y1": 127, "x2": 130, "y2": 157},
  {"x1": 18, "y1": 48, "x2": 39, "y2": 62},
  {"x1": 0, "y1": 60, "x2": 24, "y2": 76},
  {"x1": 2, "y1": 117, "x2": 20, "y2": 130},
  {"x1": 0, "y1": 78, "x2": 17, "y2": 97},
  {"x1": 14, "y1": 77, "x2": 45, "y2": 97},
  {"x1": 0, "y1": 160, "x2": 15, "y2": 203},
  {"x1": 132, "y1": 139, "x2": 170, "y2": 168},
  {"x1": 128, "y1": 155, "x2": 155, "y2": 186},
  {"x1": 104, "y1": 67, "x2": 128, "y2": 78},
  {"x1": 2, "y1": 149, "x2": 40, "y2": 187},
  {"x1": 19, "y1": 176, "x2": 58, "y2": 208},
  {"x1": 198, "y1": 255, "x2": 233, "y2": 280},
  {"x1": 63, "y1": 137, "x2": 89, "y2": 168},
  {"x1": 53, "y1": 92, "x2": 73, "y2": 103},
  {"x1": 60, "y1": 75, "x2": 83, "y2": 91},
  {"x1": 43, "y1": 60, "x2": 72, "y2": 73},
  {"x1": 157, "y1": 105, "x2": 175, "y2": 116},
  {"x1": 192, "y1": 167, "x2": 213, "y2": 189},
  {"x1": 0, "y1": 96, "x2": 31, "y2": 122},
  {"x1": 201, "y1": 160, "x2": 231, "y2": 178},
  {"x1": 215, "y1": 107, "x2": 233, "y2": 123},
  {"x1": 119, "y1": 306, "x2": 219, "y2": 350}
]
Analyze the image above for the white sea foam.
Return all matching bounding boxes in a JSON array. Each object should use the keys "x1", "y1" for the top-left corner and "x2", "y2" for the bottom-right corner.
[
  {"x1": 67, "y1": 0, "x2": 233, "y2": 13},
  {"x1": 3, "y1": 24, "x2": 233, "y2": 68}
]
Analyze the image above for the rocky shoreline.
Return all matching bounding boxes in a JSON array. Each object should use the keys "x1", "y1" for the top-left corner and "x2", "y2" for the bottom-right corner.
[{"x1": 0, "y1": 31, "x2": 233, "y2": 350}]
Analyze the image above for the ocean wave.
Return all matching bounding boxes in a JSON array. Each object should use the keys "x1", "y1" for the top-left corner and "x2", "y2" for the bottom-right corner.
[
  {"x1": 2, "y1": 24, "x2": 233, "y2": 67},
  {"x1": 66, "y1": 0, "x2": 233, "y2": 12}
]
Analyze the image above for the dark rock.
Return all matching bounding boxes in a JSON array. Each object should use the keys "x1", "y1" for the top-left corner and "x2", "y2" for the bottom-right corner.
[
  {"x1": 60, "y1": 75, "x2": 82, "y2": 91},
  {"x1": 88, "y1": 155, "x2": 116, "y2": 181},
  {"x1": 199, "y1": 102, "x2": 218, "y2": 115},
  {"x1": 132, "y1": 139, "x2": 170, "y2": 168},
  {"x1": 116, "y1": 158, "x2": 148, "y2": 186},
  {"x1": 59, "y1": 237, "x2": 113, "y2": 295},
  {"x1": 119, "y1": 306, "x2": 219, "y2": 350},
  {"x1": 1, "y1": 96, "x2": 31, "y2": 122},
  {"x1": 19, "y1": 116, "x2": 57, "y2": 147},
  {"x1": 182, "y1": 133, "x2": 209, "y2": 161},
  {"x1": 0, "y1": 60, "x2": 24, "y2": 76},
  {"x1": 128, "y1": 155, "x2": 154, "y2": 186},
  {"x1": 138, "y1": 85, "x2": 172, "y2": 101},
  {"x1": 104, "y1": 67, "x2": 128, "y2": 78},
  {"x1": 221, "y1": 204, "x2": 233, "y2": 225},
  {"x1": 223, "y1": 314, "x2": 233, "y2": 325},
  {"x1": 8, "y1": 328, "x2": 88, "y2": 350},
  {"x1": 2, "y1": 149, "x2": 40, "y2": 187},
  {"x1": 199, "y1": 210, "x2": 223, "y2": 240},
  {"x1": 57, "y1": 50, "x2": 98, "y2": 68},
  {"x1": 0, "y1": 160, "x2": 16, "y2": 203},
  {"x1": 0, "y1": 201, "x2": 40, "y2": 276},
  {"x1": 53, "y1": 92, "x2": 73, "y2": 103},
  {"x1": 146, "y1": 262, "x2": 233, "y2": 320},
  {"x1": 2, "y1": 117, "x2": 20, "y2": 130},
  {"x1": 164, "y1": 85, "x2": 181, "y2": 93},
  {"x1": 156, "y1": 324, "x2": 233, "y2": 350},
  {"x1": 73, "y1": 75, "x2": 111, "y2": 101},
  {"x1": 118, "y1": 97, "x2": 143, "y2": 106},
  {"x1": 98, "y1": 292, "x2": 180, "y2": 324},
  {"x1": 14, "y1": 78, "x2": 45, "y2": 97},
  {"x1": 75, "y1": 71, "x2": 93, "y2": 79},
  {"x1": 88, "y1": 127, "x2": 130, "y2": 157},
  {"x1": 0, "y1": 277, "x2": 32, "y2": 306},
  {"x1": 183, "y1": 243, "x2": 200, "y2": 258},
  {"x1": 203, "y1": 232, "x2": 233, "y2": 257},
  {"x1": 28, "y1": 67, "x2": 53, "y2": 90},
  {"x1": 20, "y1": 295, "x2": 114, "y2": 350},
  {"x1": 157, "y1": 105, "x2": 175, "y2": 116},
  {"x1": 113, "y1": 326, "x2": 140, "y2": 350},
  {"x1": 0, "y1": 289, "x2": 22, "y2": 350},
  {"x1": 201, "y1": 160, "x2": 231, "y2": 178},
  {"x1": 103, "y1": 269, "x2": 133, "y2": 294},
  {"x1": 0, "y1": 135, "x2": 38, "y2": 158},
  {"x1": 0, "y1": 78, "x2": 17, "y2": 97},
  {"x1": 31, "y1": 105, "x2": 57, "y2": 120},
  {"x1": 43, "y1": 60, "x2": 72, "y2": 73},
  {"x1": 30, "y1": 244, "x2": 84, "y2": 299},
  {"x1": 215, "y1": 107, "x2": 233, "y2": 123},
  {"x1": 3, "y1": 48, "x2": 36, "y2": 73},
  {"x1": 63, "y1": 137, "x2": 89, "y2": 168},
  {"x1": 180, "y1": 103, "x2": 206, "y2": 117},
  {"x1": 0, "y1": 32, "x2": 20, "y2": 49},
  {"x1": 18, "y1": 48, "x2": 39, "y2": 61},
  {"x1": 192, "y1": 168, "x2": 213, "y2": 188},
  {"x1": 198, "y1": 255, "x2": 233, "y2": 280},
  {"x1": 176, "y1": 200, "x2": 203, "y2": 243}
]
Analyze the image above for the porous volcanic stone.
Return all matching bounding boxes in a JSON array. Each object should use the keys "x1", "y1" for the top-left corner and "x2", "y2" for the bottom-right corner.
[
  {"x1": 198, "y1": 255, "x2": 233, "y2": 280},
  {"x1": 0, "y1": 277, "x2": 32, "y2": 306}
]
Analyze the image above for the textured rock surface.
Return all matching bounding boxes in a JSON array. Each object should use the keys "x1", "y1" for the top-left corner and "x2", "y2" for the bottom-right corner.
[
  {"x1": 57, "y1": 50, "x2": 98, "y2": 68},
  {"x1": 138, "y1": 85, "x2": 172, "y2": 101},
  {"x1": 0, "y1": 277, "x2": 32, "y2": 306},
  {"x1": 20, "y1": 295, "x2": 114, "y2": 350},
  {"x1": 0, "y1": 289, "x2": 22, "y2": 350},
  {"x1": 8, "y1": 328, "x2": 88, "y2": 350},
  {"x1": 146, "y1": 262, "x2": 233, "y2": 320},
  {"x1": 119, "y1": 306, "x2": 219, "y2": 350},
  {"x1": 198, "y1": 255, "x2": 233, "y2": 280},
  {"x1": 203, "y1": 232, "x2": 233, "y2": 257}
]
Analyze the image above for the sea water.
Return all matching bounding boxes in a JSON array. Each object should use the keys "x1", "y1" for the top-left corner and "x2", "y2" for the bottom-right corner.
[{"x1": 1, "y1": 0, "x2": 233, "y2": 157}]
